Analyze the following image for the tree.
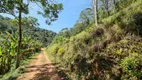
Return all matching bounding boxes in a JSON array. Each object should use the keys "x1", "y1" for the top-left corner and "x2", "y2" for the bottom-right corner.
[
  {"x1": 77, "y1": 8, "x2": 94, "y2": 25},
  {"x1": 93, "y1": 0, "x2": 98, "y2": 26},
  {"x1": 58, "y1": 28, "x2": 70, "y2": 37},
  {"x1": 100, "y1": 0, "x2": 110, "y2": 17},
  {"x1": 0, "y1": 0, "x2": 63, "y2": 68},
  {"x1": 22, "y1": 16, "x2": 40, "y2": 28}
]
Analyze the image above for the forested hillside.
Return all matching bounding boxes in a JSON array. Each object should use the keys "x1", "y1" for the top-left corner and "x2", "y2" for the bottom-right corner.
[
  {"x1": 46, "y1": 0, "x2": 142, "y2": 80},
  {"x1": 0, "y1": 15, "x2": 56, "y2": 47}
]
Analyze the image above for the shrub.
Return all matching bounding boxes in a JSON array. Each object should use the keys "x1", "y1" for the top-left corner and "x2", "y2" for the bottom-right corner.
[
  {"x1": 92, "y1": 27, "x2": 104, "y2": 37},
  {"x1": 128, "y1": 12, "x2": 142, "y2": 36},
  {"x1": 121, "y1": 53, "x2": 142, "y2": 79},
  {"x1": 53, "y1": 36, "x2": 67, "y2": 43},
  {"x1": 52, "y1": 45, "x2": 59, "y2": 55},
  {"x1": 57, "y1": 48, "x2": 65, "y2": 56}
]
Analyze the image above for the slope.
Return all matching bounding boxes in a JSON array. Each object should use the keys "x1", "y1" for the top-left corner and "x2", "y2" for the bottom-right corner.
[{"x1": 46, "y1": 1, "x2": 142, "y2": 80}]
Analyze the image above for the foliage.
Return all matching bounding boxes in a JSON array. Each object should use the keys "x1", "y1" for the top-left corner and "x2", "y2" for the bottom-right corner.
[
  {"x1": 0, "y1": 0, "x2": 63, "y2": 68},
  {"x1": 52, "y1": 36, "x2": 67, "y2": 44},
  {"x1": 102, "y1": 0, "x2": 142, "y2": 36},
  {"x1": 97, "y1": 0, "x2": 140, "y2": 21},
  {"x1": 46, "y1": 0, "x2": 142, "y2": 79},
  {"x1": 0, "y1": 31, "x2": 42, "y2": 75},
  {"x1": 0, "y1": 15, "x2": 55, "y2": 75},
  {"x1": 57, "y1": 8, "x2": 94, "y2": 38},
  {"x1": 0, "y1": 0, "x2": 63, "y2": 25},
  {"x1": 121, "y1": 54, "x2": 142, "y2": 79},
  {"x1": 0, "y1": 16, "x2": 56, "y2": 47},
  {"x1": 58, "y1": 28, "x2": 71, "y2": 38},
  {"x1": 77, "y1": 8, "x2": 94, "y2": 24},
  {"x1": 57, "y1": 48, "x2": 65, "y2": 56}
]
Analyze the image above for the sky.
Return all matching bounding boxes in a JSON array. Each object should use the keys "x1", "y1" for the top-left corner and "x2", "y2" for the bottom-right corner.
[
  {"x1": 29, "y1": 0, "x2": 93, "y2": 33},
  {"x1": 1, "y1": 0, "x2": 93, "y2": 33}
]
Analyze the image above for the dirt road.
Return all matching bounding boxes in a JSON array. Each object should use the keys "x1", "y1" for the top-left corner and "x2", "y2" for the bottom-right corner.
[{"x1": 17, "y1": 49, "x2": 62, "y2": 80}]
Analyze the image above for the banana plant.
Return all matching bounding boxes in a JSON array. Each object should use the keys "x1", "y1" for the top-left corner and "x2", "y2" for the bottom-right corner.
[{"x1": 0, "y1": 31, "x2": 42, "y2": 74}]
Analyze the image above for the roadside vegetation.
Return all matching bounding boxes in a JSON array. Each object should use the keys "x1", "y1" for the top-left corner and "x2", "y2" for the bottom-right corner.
[
  {"x1": 0, "y1": 0, "x2": 62, "y2": 79},
  {"x1": 46, "y1": 0, "x2": 142, "y2": 80},
  {"x1": 0, "y1": 16, "x2": 56, "y2": 79}
]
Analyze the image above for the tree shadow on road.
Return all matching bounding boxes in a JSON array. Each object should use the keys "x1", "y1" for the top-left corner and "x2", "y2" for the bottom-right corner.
[{"x1": 23, "y1": 63, "x2": 70, "y2": 80}]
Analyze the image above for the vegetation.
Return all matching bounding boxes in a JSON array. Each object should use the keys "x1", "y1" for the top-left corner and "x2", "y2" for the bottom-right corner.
[
  {"x1": 57, "y1": 8, "x2": 94, "y2": 38},
  {"x1": 0, "y1": 16, "x2": 56, "y2": 47},
  {"x1": 0, "y1": 0, "x2": 142, "y2": 80},
  {"x1": 0, "y1": 15, "x2": 57, "y2": 76},
  {"x1": 46, "y1": 0, "x2": 142, "y2": 80},
  {"x1": 0, "y1": 0, "x2": 63, "y2": 68}
]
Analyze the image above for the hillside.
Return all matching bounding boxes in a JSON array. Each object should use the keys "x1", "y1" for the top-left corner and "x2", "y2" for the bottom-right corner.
[
  {"x1": 46, "y1": 1, "x2": 142, "y2": 80},
  {"x1": 0, "y1": 16, "x2": 56, "y2": 47}
]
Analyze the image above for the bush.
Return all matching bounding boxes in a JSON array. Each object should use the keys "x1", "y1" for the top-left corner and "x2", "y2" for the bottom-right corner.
[
  {"x1": 57, "y1": 48, "x2": 65, "y2": 56},
  {"x1": 53, "y1": 36, "x2": 67, "y2": 43},
  {"x1": 121, "y1": 53, "x2": 142, "y2": 79},
  {"x1": 128, "y1": 12, "x2": 142, "y2": 36},
  {"x1": 92, "y1": 27, "x2": 104, "y2": 37}
]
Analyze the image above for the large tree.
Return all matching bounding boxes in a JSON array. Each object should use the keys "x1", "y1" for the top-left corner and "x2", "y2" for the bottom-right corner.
[
  {"x1": 0, "y1": 0, "x2": 63, "y2": 68},
  {"x1": 77, "y1": 8, "x2": 94, "y2": 25}
]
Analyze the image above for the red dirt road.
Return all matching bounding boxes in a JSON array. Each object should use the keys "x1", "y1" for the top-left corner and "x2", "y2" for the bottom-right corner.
[{"x1": 17, "y1": 49, "x2": 61, "y2": 80}]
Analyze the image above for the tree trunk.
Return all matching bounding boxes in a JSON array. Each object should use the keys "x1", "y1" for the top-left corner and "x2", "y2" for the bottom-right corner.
[
  {"x1": 106, "y1": 1, "x2": 110, "y2": 17},
  {"x1": 16, "y1": 0, "x2": 22, "y2": 69},
  {"x1": 93, "y1": 0, "x2": 98, "y2": 26}
]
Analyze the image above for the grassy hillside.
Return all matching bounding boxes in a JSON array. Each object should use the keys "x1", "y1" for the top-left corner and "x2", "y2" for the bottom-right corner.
[{"x1": 46, "y1": 1, "x2": 142, "y2": 80}]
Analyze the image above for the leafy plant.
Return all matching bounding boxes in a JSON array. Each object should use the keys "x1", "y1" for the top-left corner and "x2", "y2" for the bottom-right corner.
[{"x1": 121, "y1": 53, "x2": 142, "y2": 79}]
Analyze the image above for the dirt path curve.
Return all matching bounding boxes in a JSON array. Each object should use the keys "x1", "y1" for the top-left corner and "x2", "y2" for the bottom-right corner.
[{"x1": 17, "y1": 48, "x2": 62, "y2": 80}]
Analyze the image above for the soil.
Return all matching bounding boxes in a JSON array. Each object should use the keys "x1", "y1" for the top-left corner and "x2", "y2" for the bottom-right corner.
[{"x1": 17, "y1": 48, "x2": 62, "y2": 80}]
